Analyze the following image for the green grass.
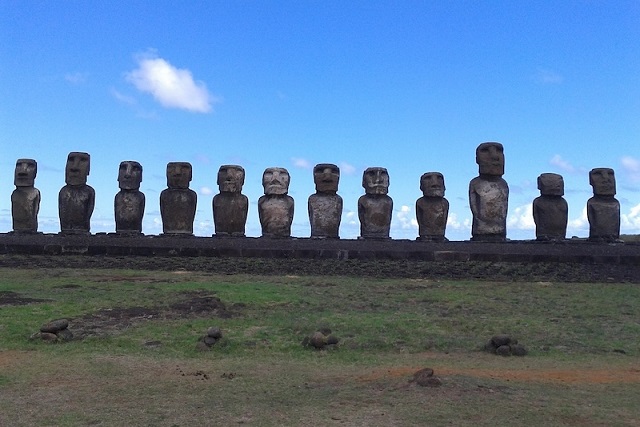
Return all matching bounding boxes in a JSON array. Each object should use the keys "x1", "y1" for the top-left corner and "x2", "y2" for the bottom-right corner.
[{"x1": 1, "y1": 267, "x2": 640, "y2": 426}]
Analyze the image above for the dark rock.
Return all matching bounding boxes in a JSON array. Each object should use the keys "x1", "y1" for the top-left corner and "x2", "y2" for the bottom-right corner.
[
  {"x1": 40, "y1": 318, "x2": 69, "y2": 333},
  {"x1": 309, "y1": 331, "x2": 327, "y2": 349},
  {"x1": 56, "y1": 328, "x2": 74, "y2": 342},
  {"x1": 496, "y1": 345, "x2": 512, "y2": 356},
  {"x1": 491, "y1": 334, "x2": 511, "y2": 347},
  {"x1": 203, "y1": 336, "x2": 218, "y2": 346},
  {"x1": 40, "y1": 332, "x2": 59, "y2": 343},
  {"x1": 207, "y1": 327, "x2": 222, "y2": 339},
  {"x1": 195, "y1": 341, "x2": 211, "y2": 352},
  {"x1": 510, "y1": 344, "x2": 527, "y2": 356},
  {"x1": 326, "y1": 334, "x2": 339, "y2": 345},
  {"x1": 483, "y1": 339, "x2": 497, "y2": 353},
  {"x1": 411, "y1": 368, "x2": 442, "y2": 387}
]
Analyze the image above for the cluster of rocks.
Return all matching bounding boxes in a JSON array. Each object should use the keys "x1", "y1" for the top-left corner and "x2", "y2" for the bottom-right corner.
[
  {"x1": 30, "y1": 318, "x2": 73, "y2": 343},
  {"x1": 483, "y1": 334, "x2": 527, "y2": 356},
  {"x1": 195, "y1": 326, "x2": 223, "y2": 352},
  {"x1": 302, "y1": 328, "x2": 340, "y2": 350},
  {"x1": 409, "y1": 368, "x2": 442, "y2": 387}
]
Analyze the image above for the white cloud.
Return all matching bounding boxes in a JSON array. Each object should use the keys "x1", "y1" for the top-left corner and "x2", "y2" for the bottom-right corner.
[
  {"x1": 621, "y1": 156, "x2": 640, "y2": 183},
  {"x1": 621, "y1": 203, "x2": 640, "y2": 232},
  {"x1": 65, "y1": 72, "x2": 88, "y2": 84},
  {"x1": 507, "y1": 204, "x2": 535, "y2": 230},
  {"x1": 395, "y1": 205, "x2": 418, "y2": 230},
  {"x1": 534, "y1": 68, "x2": 563, "y2": 84},
  {"x1": 200, "y1": 186, "x2": 214, "y2": 196},
  {"x1": 339, "y1": 162, "x2": 357, "y2": 175},
  {"x1": 110, "y1": 88, "x2": 137, "y2": 105},
  {"x1": 291, "y1": 157, "x2": 312, "y2": 169},
  {"x1": 125, "y1": 52, "x2": 216, "y2": 113},
  {"x1": 550, "y1": 154, "x2": 576, "y2": 173},
  {"x1": 567, "y1": 205, "x2": 588, "y2": 235},
  {"x1": 446, "y1": 212, "x2": 471, "y2": 231}
]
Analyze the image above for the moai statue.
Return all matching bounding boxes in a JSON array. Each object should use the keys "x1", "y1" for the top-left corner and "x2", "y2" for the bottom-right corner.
[
  {"x1": 160, "y1": 162, "x2": 197, "y2": 235},
  {"x1": 59, "y1": 152, "x2": 95, "y2": 234},
  {"x1": 212, "y1": 165, "x2": 249, "y2": 236},
  {"x1": 358, "y1": 167, "x2": 393, "y2": 239},
  {"x1": 533, "y1": 173, "x2": 567, "y2": 241},
  {"x1": 114, "y1": 161, "x2": 145, "y2": 235},
  {"x1": 587, "y1": 168, "x2": 620, "y2": 242},
  {"x1": 258, "y1": 167, "x2": 294, "y2": 238},
  {"x1": 468, "y1": 142, "x2": 509, "y2": 241},
  {"x1": 11, "y1": 158, "x2": 40, "y2": 233},
  {"x1": 416, "y1": 172, "x2": 449, "y2": 242},
  {"x1": 308, "y1": 163, "x2": 343, "y2": 239}
]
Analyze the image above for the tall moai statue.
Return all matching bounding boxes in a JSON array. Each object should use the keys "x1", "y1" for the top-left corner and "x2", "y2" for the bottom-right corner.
[
  {"x1": 59, "y1": 152, "x2": 95, "y2": 234},
  {"x1": 416, "y1": 172, "x2": 449, "y2": 242},
  {"x1": 258, "y1": 167, "x2": 294, "y2": 238},
  {"x1": 212, "y1": 165, "x2": 249, "y2": 236},
  {"x1": 587, "y1": 167, "x2": 620, "y2": 242},
  {"x1": 160, "y1": 162, "x2": 197, "y2": 235},
  {"x1": 11, "y1": 158, "x2": 40, "y2": 233},
  {"x1": 533, "y1": 173, "x2": 567, "y2": 241},
  {"x1": 469, "y1": 142, "x2": 509, "y2": 241},
  {"x1": 114, "y1": 161, "x2": 145, "y2": 235},
  {"x1": 358, "y1": 167, "x2": 393, "y2": 239},
  {"x1": 308, "y1": 163, "x2": 343, "y2": 239}
]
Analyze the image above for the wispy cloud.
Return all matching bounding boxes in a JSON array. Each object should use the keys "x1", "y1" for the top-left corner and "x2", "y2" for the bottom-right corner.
[
  {"x1": 621, "y1": 155, "x2": 640, "y2": 183},
  {"x1": 533, "y1": 68, "x2": 563, "y2": 85},
  {"x1": 550, "y1": 154, "x2": 576, "y2": 173},
  {"x1": 200, "y1": 186, "x2": 214, "y2": 196},
  {"x1": 125, "y1": 51, "x2": 218, "y2": 113},
  {"x1": 291, "y1": 157, "x2": 312, "y2": 169},
  {"x1": 339, "y1": 162, "x2": 356, "y2": 175},
  {"x1": 65, "y1": 72, "x2": 88, "y2": 84},
  {"x1": 395, "y1": 205, "x2": 418, "y2": 230},
  {"x1": 110, "y1": 88, "x2": 136, "y2": 105}
]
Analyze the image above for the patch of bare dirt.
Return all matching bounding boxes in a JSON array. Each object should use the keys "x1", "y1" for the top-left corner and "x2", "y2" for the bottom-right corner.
[{"x1": 0, "y1": 291, "x2": 48, "y2": 306}]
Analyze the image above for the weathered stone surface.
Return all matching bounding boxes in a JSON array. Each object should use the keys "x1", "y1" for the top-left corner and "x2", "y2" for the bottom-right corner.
[
  {"x1": 59, "y1": 152, "x2": 94, "y2": 234},
  {"x1": 469, "y1": 143, "x2": 508, "y2": 241},
  {"x1": 496, "y1": 344, "x2": 512, "y2": 356},
  {"x1": 11, "y1": 158, "x2": 40, "y2": 233},
  {"x1": 56, "y1": 328, "x2": 74, "y2": 342},
  {"x1": 491, "y1": 334, "x2": 512, "y2": 347},
  {"x1": 40, "y1": 332, "x2": 59, "y2": 343},
  {"x1": 326, "y1": 334, "x2": 339, "y2": 345},
  {"x1": 309, "y1": 331, "x2": 327, "y2": 349},
  {"x1": 534, "y1": 173, "x2": 567, "y2": 241},
  {"x1": 160, "y1": 162, "x2": 197, "y2": 235},
  {"x1": 115, "y1": 161, "x2": 145, "y2": 235},
  {"x1": 203, "y1": 336, "x2": 218, "y2": 346},
  {"x1": 40, "y1": 318, "x2": 69, "y2": 333},
  {"x1": 213, "y1": 165, "x2": 249, "y2": 237},
  {"x1": 510, "y1": 343, "x2": 528, "y2": 356},
  {"x1": 195, "y1": 341, "x2": 211, "y2": 352},
  {"x1": 308, "y1": 164, "x2": 343, "y2": 239},
  {"x1": 416, "y1": 172, "x2": 449, "y2": 242},
  {"x1": 258, "y1": 167, "x2": 294, "y2": 238},
  {"x1": 358, "y1": 167, "x2": 392, "y2": 239},
  {"x1": 588, "y1": 168, "x2": 620, "y2": 242}
]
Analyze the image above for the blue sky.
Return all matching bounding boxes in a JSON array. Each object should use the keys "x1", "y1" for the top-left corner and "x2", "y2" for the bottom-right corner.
[{"x1": 1, "y1": 1, "x2": 639, "y2": 240}]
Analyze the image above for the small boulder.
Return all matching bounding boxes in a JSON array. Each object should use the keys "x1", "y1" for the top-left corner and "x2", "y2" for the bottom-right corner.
[
  {"x1": 40, "y1": 319, "x2": 69, "y2": 333},
  {"x1": 496, "y1": 345, "x2": 512, "y2": 356},
  {"x1": 491, "y1": 335, "x2": 511, "y2": 347},
  {"x1": 40, "y1": 332, "x2": 59, "y2": 343},
  {"x1": 510, "y1": 343, "x2": 528, "y2": 356},
  {"x1": 309, "y1": 331, "x2": 327, "y2": 349},
  {"x1": 207, "y1": 327, "x2": 222, "y2": 339},
  {"x1": 56, "y1": 329, "x2": 74, "y2": 342}
]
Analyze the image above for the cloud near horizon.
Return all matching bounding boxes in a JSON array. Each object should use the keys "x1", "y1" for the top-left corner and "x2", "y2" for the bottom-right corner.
[
  {"x1": 621, "y1": 156, "x2": 640, "y2": 183},
  {"x1": 125, "y1": 52, "x2": 216, "y2": 113},
  {"x1": 549, "y1": 154, "x2": 576, "y2": 173}
]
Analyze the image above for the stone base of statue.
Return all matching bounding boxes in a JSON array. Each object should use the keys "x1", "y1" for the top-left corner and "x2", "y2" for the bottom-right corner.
[
  {"x1": 213, "y1": 231, "x2": 246, "y2": 238},
  {"x1": 471, "y1": 234, "x2": 506, "y2": 242},
  {"x1": 416, "y1": 235, "x2": 449, "y2": 242}
]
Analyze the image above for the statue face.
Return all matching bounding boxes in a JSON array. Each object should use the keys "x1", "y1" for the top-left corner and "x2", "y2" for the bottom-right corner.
[
  {"x1": 14, "y1": 158, "x2": 37, "y2": 187},
  {"x1": 362, "y1": 167, "x2": 389, "y2": 195},
  {"x1": 538, "y1": 173, "x2": 564, "y2": 196},
  {"x1": 65, "y1": 152, "x2": 90, "y2": 186},
  {"x1": 118, "y1": 161, "x2": 143, "y2": 190},
  {"x1": 590, "y1": 168, "x2": 616, "y2": 196},
  {"x1": 262, "y1": 167, "x2": 290, "y2": 195},
  {"x1": 420, "y1": 172, "x2": 445, "y2": 197},
  {"x1": 313, "y1": 163, "x2": 340, "y2": 193},
  {"x1": 166, "y1": 162, "x2": 192, "y2": 189},
  {"x1": 476, "y1": 142, "x2": 504, "y2": 176},
  {"x1": 217, "y1": 165, "x2": 245, "y2": 193}
]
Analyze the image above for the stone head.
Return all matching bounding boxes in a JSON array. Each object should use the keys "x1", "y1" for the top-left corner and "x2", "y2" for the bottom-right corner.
[
  {"x1": 420, "y1": 172, "x2": 445, "y2": 197},
  {"x1": 118, "y1": 161, "x2": 143, "y2": 190},
  {"x1": 166, "y1": 162, "x2": 192, "y2": 189},
  {"x1": 217, "y1": 165, "x2": 245, "y2": 193},
  {"x1": 313, "y1": 163, "x2": 340, "y2": 193},
  {"x1": 14, "y1": 158, "x2": 37, "y2": 187},
  {"x1": 262, "y1": 167, "x2": 290, "y2": 195},
  {"x1": 476, "y1": 142, "x2": 504, "y2": 176},
  {"x1": 362, "y1": 167, "x2": 389, "y2": 195},
  {"x1": 65, "y1": 152, "x2": 90, "y2": 186},
  {"x1": 537, "y1": 173, "x2": 564, "y2": 196},
  {"x1": 589, "y1": 168, "x2": 616, "y2": 196}
]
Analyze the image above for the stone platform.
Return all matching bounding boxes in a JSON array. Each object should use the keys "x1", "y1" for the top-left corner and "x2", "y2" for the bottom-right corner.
[{"x1": 0, "y1": 233, "x2": 638, "y2": 265}]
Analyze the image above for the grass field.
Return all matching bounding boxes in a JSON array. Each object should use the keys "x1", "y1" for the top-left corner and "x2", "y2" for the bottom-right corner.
[{"x1": 1, "y1": 267, "x2": 639, "y2": 426}]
